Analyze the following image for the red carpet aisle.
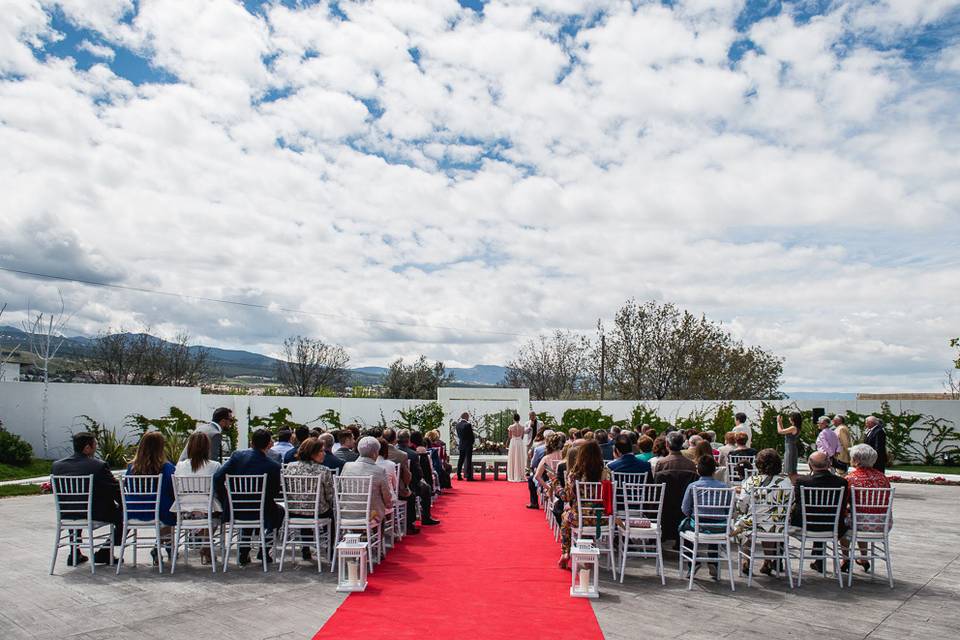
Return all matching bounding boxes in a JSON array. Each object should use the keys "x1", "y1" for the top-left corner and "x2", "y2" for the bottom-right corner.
[{"x1": 314, "y1": 478, "x2": 604, "y2": 640}]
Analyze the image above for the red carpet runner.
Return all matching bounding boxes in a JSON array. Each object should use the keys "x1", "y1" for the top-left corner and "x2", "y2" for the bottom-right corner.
[{"x1": 314, "y1": 478, "x2": 604, "y2": 639}]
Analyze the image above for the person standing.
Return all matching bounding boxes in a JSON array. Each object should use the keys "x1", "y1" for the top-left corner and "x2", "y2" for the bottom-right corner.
[
  {"x1": 863, "y1": 416, "x2": 888, "y2": 474},
  {"x1": 832, "y1": 415, "x2": 852, "y2": 473},
  {"x1": 776, "y1": 412, "x2": 800, "y2": 479},
  {"x1": 815, "y1": 416, "x2": 841, "y2": 468},
  {"x1": 732, "y1": 412, "x2": 753, "y2": 449},
  {"x1": 506, "y1": 413, "x2": 526, "y2": 482},
  {"x1": 455, "y1": 412, "x2": 475, "y2": 481},
  {"x1": 523, "y1": 411, "x2": 539, "y2": 450},
  {"x1": 180, "y1": 406, "x2": 232, "y2": 464}
]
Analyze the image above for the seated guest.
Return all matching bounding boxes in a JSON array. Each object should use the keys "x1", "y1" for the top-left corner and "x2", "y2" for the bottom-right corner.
[
  {"x1": 654, "y1": 432, "x2": 698, "y2": 549},
  {"x1": 732, "y1": 432, "x2": 757, "y2": 458},
  {"x1": 679, "y1": 455, "x2": 727, "y2": 577},
  {"x1": 566, "y1": 428, "x2": 580, "y2": 442},
  {"x1": 173, "y1": 430, "x2": 222, "y2": 565},
  {"x1": 179, "y1": 407, "x2": 231, "y2": 464},
  {"x1": 636, "y1": 436, "x2": 654, "y2": 462},
  {"x1": 125, "y1": 431, "x2": 177, "y2": 564},
  {"x1": 692, "y1": 439, "x2": 714, "y2": 463},
  {"x1": 682, "y1": 435, "x2": 704, "y2": 461},
  {"x1": 283, "y1": 426, "x2": 312, "y2": 464},
  {"x1": 526, "y1": 429, "x2": 555, "y2": 509},
  {"x1": 213, "y1": 428, "x2": 284, "y2": 565},
  {"x1": 732, "y1": 448, "x2": 793, "y2": 575},
  {"x1": 317, "y1": 433, "x2": 345, "y2": 472},
  {"x1": 340, "y1": 436, "x2": 395, "y2": 523},
  {"x1": 334, "y1": 430, "x2": 359, "y2": 463},
  {"x1": 533, "y1": 433, "x2": 566, "y2": 489},
  {"x1": 398, "y1": 429, "x2": 439, "y2": 526},
  {"x1": 558, "y1": 440, "x2": 610, "y2": 569},
  {"x1": 52, "y1": 432, "x2": 123, "y2": 566},
  {"x1": 648, "y1": 436, "x2": 669, "y2": 472},
  {"x1": 409, "y1": 431, "x2": 439, "y2": 495},
  {"x1": 842, "y1": 443, "x2": 892, "y2": 573},
  {"x1": 596, "y1": 430, "x2": 614, "y2": 461},
  {"x1": 284, "y1": 437, "x2": 335, "y2": 561},
  {"x1": 375, "y1": 438, "x2": 399, "y2": 498},
  {"x1": 608, "y1": 434, "x2": 652, "y2": 476},
  {"x1": 717, "y1": 432, "x2": 737, "y2": 466},
  {"x1": 790, "y1": 452, "x2": 848, "y2": 573},
  {"x1": 425, "y1": 429, "x2": 452, "y2": 488},
  {"x1": 382, "y1": 428, "x2": 415, "y2": 532},
  {"x1": 269, "y1": 429, "x2": 294, "y2": 463}
]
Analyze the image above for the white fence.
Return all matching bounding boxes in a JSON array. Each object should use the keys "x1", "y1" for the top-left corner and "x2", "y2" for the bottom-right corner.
[{"x1": 1, "y1": 381, "x2": 958, "y2": 460}]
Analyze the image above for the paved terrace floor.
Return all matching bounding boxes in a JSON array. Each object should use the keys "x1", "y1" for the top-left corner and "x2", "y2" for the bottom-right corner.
[{"x1": 1, "y1": 484, "x2": 958, "y2": 640}]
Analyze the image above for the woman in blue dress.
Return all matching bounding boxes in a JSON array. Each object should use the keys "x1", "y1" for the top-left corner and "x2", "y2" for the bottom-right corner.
[{"x1": 125, "y1": 431, "x2": 176, "y2": 564}]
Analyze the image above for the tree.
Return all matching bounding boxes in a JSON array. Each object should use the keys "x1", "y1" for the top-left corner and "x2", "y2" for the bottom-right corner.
[
  {"x1": 946, "y1": 337, "x2": 959, "y2": 400},
  {"x1": 0, "y1": 303, "x2": 24, "y2": 382},
  {"x1": 22, "y1": 292, "x2": 72, "y2": 456},
  {"x1": 503, "y1": 330, "x2": 593, "y2": 400},
  {"x1": 382, "y1": 355, "x2": 453, "y2": 399},
  {"x1": 276, "y1": 335, "x2": 349, "y2": 397},
  {"x1": 600, "y1": 299, "x2": 783, "y2": 400},
  {"x1": 83, "y1": 330, "x2": 212, "y2": 386}
]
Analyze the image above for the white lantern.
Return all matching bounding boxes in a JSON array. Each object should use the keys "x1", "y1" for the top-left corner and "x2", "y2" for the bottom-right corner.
[
  {"x1": 570, "y1": 539, "x2": 601, "y2": 598},
  {"x1": 336, "y1": 534, "x2": 369, "y2": 592}
]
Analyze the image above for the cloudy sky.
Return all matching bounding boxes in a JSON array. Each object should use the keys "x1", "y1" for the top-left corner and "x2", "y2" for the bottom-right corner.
[{"x1": 1, "y1": 0, "x2": 959, "y2": 392}]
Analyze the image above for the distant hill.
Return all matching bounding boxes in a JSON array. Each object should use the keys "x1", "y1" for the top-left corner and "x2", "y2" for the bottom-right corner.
[{"x1": 0, "y1": 326, "x2": 509, "y2": 386}]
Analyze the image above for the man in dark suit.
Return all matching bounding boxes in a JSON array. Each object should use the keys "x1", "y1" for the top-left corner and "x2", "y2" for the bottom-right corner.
[
  {"x1": 334, "y1": 430, "x2": 359, "y2": 463},
  {"x1": 653, "y1": 432, "x2": 698, "y2": 549},
  {"x1": 282, "y1": 426, "x2": 312, "y2": 464},
  {"x1": 51, "y1": 432, "x2": 123, "y2": 566},
  {"x1": 398, "y1": 429, "x2": 439, "y2": 526},
  {"x1": 608, "y1": 435, "x2": 652, "y2": 476},
  {"x1": 790, "y1": 452, "x2": 849, "y2": 572},
  {"x1": 213, "y1": 428, "x2": 285, "y2": 565},
  {"x1": 316, "y1": 433, "x2": 346, "y2": 473},
  {"x1": 864, "y1": 416, "x2": 887, "y2": 473},
  {"x1": 455, "y1": 412, "x2": 475, "y2": 481}
]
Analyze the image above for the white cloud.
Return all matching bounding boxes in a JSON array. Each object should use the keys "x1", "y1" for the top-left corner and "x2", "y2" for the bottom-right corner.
[
  {"x1": 0, "y1": 0, "x2": 958, "y2": 392},
  {"x1": 77, "y1": 39, "x2": 115, "y2": 60}
]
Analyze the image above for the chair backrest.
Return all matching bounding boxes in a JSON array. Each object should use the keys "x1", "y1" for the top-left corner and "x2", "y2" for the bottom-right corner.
[
  {"x1": 622, "y1": 482, "x2": 664, "y2": 526},
  {"x1": 51, "y1": 474, "x2": 94, "y2": 522},
  {"x1": 851, "y1": 487, "x2": 894, "y2": 534},
  {"x1": 799, "y1": 486, "x2": 845, "y2": 534},
  {"x1": 173, "y1": 474, "x2": 215, "y2": 515},
  {"x1": 120, "y1": 473, "x2": 163, "y2": 523},
  {"x1": 691, "y1": 486, "x2": 735, "y2": 534},
  {"x1": 225, "y1": 474, "x2": 267, "y2": 524},
  {"x1": 727, "y1": 455, "x2": 756, "y2": 484},
  {"x1": 748, "y1": 484, "x2": 794, "y2": 534},
  {"x1": 574, "y1": 481, "x2": 606, "y2": 530},
  {"x1": 335, "y1": 475, "x2": 373, "y2": 522},
  {"x1": 612, "y1": 471, "x2": 647, "y2": 514},
  {"x1": 281, "y1": 473, "x2": 323, "y2": 518}
]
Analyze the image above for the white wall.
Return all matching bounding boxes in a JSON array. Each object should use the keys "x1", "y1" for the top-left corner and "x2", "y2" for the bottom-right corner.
[
  {"x1": 0, "y1": 362, "x2": 20, "y2": 382},
  {"x1": 2, "y1": 380, "x2": 958, "y2": 460}
]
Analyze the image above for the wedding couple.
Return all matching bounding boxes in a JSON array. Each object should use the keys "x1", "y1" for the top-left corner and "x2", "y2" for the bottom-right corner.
[{"x1": 506, "y1": 411, "x2": 541, "y2": 483}]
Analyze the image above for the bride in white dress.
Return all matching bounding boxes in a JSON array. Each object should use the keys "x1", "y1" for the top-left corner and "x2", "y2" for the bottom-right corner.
[{"x1": 506, "y1": 413, "x2": 526, "y2": 482}]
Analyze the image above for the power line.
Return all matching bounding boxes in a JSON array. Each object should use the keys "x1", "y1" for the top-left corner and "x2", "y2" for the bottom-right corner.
[{"x1": 0, "y1": 265, "x2": 533, "y2": 339}]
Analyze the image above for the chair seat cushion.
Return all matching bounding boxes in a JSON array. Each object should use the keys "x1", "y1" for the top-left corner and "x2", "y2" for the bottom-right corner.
[{"x1": 680, "y1": 530, "x2": 729, "y2": 542}]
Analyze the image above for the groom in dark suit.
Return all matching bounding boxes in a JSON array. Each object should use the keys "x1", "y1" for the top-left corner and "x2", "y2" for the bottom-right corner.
[{"x1": 455, "y1": 412, "x2": 475, "y2": 481}]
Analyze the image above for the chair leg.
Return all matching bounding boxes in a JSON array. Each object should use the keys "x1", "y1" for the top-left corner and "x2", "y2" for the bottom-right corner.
[
  {"x1": 726, "y1": 540, "x2": 736, "y2": 591},
  {"x1": 687, "y1": 540, "x2": 698, "y2": 590},
  {"x1": 330, "y1": 524, "x2": 339, "y2": 573},
  {"x1": 50, "y1": 526, "x2": 61, "y2": 575},
  {"x1": 88, "y1": 525, "x2": 96, "y2": 575},
  {"x1": 784, "y1": 539, "x2": 794, "y2": 589},
  {"x1": 260, "y1": 529, "x2": 268, "y2": 572},
  {"x1": 797, "y1": 536, "x2": 805, "y2": 587},
  {"x1": 222, "y1": 523, "x2": 233, "y2": 572},
  {"x1": 656, "y1": 537, "x2": 665, "y2": 586}
]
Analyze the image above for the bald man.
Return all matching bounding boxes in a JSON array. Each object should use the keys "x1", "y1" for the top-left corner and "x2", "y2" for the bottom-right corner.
[{"x1": 790, "y1": 452, "x2": 850, "y2": 573}]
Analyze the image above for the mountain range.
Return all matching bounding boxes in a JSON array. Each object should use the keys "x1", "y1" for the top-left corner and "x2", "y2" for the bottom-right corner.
[{"x1": 0, "y1": 325, "x2": 509, "y2": 386}]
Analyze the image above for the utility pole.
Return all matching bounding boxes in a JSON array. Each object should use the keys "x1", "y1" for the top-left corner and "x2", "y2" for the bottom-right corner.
[{"x1": 599, "y1": 324, "x2": 605, "y2": 401}]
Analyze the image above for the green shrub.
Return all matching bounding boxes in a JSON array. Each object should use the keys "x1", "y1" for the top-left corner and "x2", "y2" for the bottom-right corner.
[
  {"x1": 73, "y1": 415, "x2": 132, "y2": 469},
  {"x1": 630, "y1": 405, "x2": 673, "y2": 433},
  {"x1": 249, "y1": 407, "x2": 306, "y2": 437},
  {"x1": 711, "y1": 402, "x2": 737, "y2": 441},
  {"x1": 561, "y1": 408, "x2": 615, "y2": 432},
  {"x1": 126, "y1": 406, "x2": 199, "y2": 464},
  {"x1": 395, "y1": 402, "x2": 444, "y2": 433},
  {"x1": 0, "y1": 422, "x2": 33, "y2": 466}
]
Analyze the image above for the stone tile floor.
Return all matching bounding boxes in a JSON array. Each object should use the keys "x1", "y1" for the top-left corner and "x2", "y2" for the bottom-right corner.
[{"x1": 1, "y1": 484, "x2": 958, "y2": 639}]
